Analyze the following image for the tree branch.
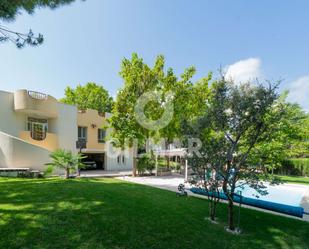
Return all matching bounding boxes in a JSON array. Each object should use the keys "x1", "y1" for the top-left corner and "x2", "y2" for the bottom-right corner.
[{"x1": 0, "y1": 25, "x2": 43, "y2": 48}]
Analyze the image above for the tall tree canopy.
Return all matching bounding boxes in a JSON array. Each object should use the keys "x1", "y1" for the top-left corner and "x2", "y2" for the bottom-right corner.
[
  {"x1": 110, "y1": 53, "x2": 211, "y2": 146},
  {"x1": 0, "y1": 0, "x2": 82, "y2": 48},
  {"x1": 109, "y1": 53, "x2": 211, "y2": 175},
  {"x1": 60, "y1": 82, "x2": 114, "y2": 113}
]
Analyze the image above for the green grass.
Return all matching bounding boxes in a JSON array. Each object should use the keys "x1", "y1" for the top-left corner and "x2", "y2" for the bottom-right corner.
[
  {"x1": 0, "y1": 178, "x2": 308, "y2": 249},
  {"x1": 277, "y1": 175, "x2": 309, "y2": 185}
]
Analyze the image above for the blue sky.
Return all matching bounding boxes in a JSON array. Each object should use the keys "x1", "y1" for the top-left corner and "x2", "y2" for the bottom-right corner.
[{"x1": 0, "y1": 0, "x2": 308, "y2": 109}]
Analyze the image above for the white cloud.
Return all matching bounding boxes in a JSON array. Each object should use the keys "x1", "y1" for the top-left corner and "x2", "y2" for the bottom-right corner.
[
  {"x1": 225, "y1": 58, "x2": 262, "y2": 84},
  {"x1": 287, "y1": 76, "x2": 309, "y2": 112}
]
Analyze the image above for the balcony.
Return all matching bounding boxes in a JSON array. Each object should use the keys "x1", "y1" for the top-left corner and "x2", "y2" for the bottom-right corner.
[
  {"x1": 19, "y1": 131, "x2": 59, "y2": 152},
  {"x1": 14, "y1": 90, "x2": 58, "y2": 118}
]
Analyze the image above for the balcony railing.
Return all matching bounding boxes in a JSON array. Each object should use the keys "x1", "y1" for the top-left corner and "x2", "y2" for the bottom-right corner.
[
  {"x1": 30, "y1": 131, "x2": 47, "y2": 141},
  {"x1": 28, "y1": 91, "x2": 48, "y2": 100}
]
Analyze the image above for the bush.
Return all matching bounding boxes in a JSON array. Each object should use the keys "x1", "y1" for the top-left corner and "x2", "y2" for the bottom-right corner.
[
  {"x1": 137, "y1": 153, "x2": 156, "y2": 175},
  {"x1": 45, "y1": 149, "x2": 86, "y2": 179},
  {"x1": 157, "y1": 159, "x2": 181, "y2": 171},
  {"x1": 277, "y1": 158, "x2": 309, "y2": 176}
]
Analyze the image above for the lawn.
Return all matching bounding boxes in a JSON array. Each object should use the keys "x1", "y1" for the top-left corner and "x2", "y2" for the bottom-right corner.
[
  {"x1": 277, "y1": 175, "x2": 309, "y2": 185},
  {"x1": 0, "y1": 178, "x2": 308, "y2": 249}
]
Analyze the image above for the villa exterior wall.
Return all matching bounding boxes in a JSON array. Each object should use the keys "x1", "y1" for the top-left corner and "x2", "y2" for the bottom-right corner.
[
  {"x1": 77, "y1": 109, "x2": 107, "y2": 150},
  {"x1": 0, "y1": 90, "x2": 27, "y2": 137},
  {"x1": 0, "y1": 89, "x2": 133, "y2": 172},
  {"x1": 49, "y1": 103, "x2": 78, "y2": 152},
  {"x1": 19, "y1": 131, "x2": 59, "y2": 151},
  {"x1": 0, "y1": 131, "x2": 50, "y2": 170},
  {"x1": 77, "y1": 110, "x2": 134, "y2": 171},
  {"x1": 105, "y1": 148, "x2": 134, "y2": 171}
]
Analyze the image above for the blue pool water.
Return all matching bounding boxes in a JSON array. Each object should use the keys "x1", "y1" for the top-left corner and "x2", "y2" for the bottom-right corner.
[{"x1": 236, "y1": 183, "x2": 307, "y2": 207}]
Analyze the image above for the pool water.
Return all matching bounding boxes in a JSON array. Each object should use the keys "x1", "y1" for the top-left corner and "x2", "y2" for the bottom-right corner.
[{"x1": 236, "y1": 183, "x2": 308, "y2": 207}]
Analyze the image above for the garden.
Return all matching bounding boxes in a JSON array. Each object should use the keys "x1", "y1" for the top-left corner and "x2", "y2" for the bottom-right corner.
[{"x1": 0, "y1": 177, "x2": 308, "y2": 249}]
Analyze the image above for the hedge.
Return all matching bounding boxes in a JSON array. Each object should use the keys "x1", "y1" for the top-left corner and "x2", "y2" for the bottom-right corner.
[{"x1": 277, "y1": 158, "x2": 309, "y2": 176}]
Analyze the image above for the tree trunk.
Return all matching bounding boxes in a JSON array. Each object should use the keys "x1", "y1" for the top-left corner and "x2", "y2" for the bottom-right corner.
[
  {"x1": 166, "y1": 156, "x2": 170, "y2": 170},
  {"x1": 210, "y1": 201, "x2": 217, "y2": 221},
  {"x1": 65, "y1": 167, "x2": 70, "y2": 179},
  {"x1": 133, "y1": 157, "x2": 137, "y2": 177},
  {"x1": 228, "y1": 199, "x2": 235, "y2": 230}
]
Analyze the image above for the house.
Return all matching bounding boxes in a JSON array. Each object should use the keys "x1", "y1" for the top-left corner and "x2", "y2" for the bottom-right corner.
[{"x1": 0, "y1": 89, "x2": 133, "y2": 171}]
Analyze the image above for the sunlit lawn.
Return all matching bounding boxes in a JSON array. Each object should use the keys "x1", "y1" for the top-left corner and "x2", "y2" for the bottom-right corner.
[
  {"x1": 0, "y1": 177, "x2": 308, "y2": 249},
  {"x1": 277, "y1": 175, "x2": 309, "y2": 185}
]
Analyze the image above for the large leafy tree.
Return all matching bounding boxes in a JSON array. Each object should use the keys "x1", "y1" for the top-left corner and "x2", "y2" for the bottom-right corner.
[
  {"x1": 184, "y1": 78, "x2": 286, "y2": 231},
  {"x1": 0, "y1": 0, "x2": 82, "y2": 48},
  {"x1": 109, "y1": 53, "x2": 211, "y2": 175},
  {"x1": 60, "y1": 82, "x2": 114, "y2": 113},
  {"x1": 249, "y1": 99, "x2": 309, "y2": 173}
]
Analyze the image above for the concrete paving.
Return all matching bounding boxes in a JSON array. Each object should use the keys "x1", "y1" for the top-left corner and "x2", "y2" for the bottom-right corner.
[{"x1": 80, "y1": 170, "x2": 132, "y2": 178}]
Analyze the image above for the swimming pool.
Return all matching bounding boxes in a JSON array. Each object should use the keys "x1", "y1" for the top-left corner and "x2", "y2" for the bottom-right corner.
[{"x1": 236, "y1": 183, "x2": 308, "y2": 207}]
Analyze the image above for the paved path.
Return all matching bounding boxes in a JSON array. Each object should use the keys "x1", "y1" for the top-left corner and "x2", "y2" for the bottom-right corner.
[
  {"x1": 116, "y1": 175, "x2": 309, "y2": 222},
  {"x1": 80, "y1": 170, "x2": 132, "y2": 178}
]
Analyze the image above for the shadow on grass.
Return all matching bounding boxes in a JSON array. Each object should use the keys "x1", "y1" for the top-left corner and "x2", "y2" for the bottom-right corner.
[{"x1": 0, "y1": 178, "x2": 308, "y2": 249}]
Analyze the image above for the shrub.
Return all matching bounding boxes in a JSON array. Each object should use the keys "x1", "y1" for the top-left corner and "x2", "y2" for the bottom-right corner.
[
  {"x1": 157, "y1": 159, "x2": 181, "y2": 171},
  {"x1": 45, "y1": 149, "x2": 86, "y2": 179},
  {"x1": 137, "y1": 153, "x2": 156, "y2": 175},
  {"x1": 278, "y1": 158, "x2": 309, "y2": 176}
]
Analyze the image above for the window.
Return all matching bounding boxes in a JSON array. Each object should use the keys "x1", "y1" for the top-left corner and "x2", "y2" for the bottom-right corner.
[
  {"x1": 26, "y1": 117, "x2": 48, "y2": 132},
  {"x1": 117, "y1": 153, "x2": 126, "y2": 165},
  {"x1": 98, "y1": 129, "x2": 106, "y2": 143},
  {"x1": 78, "y1": 127, "x2": 87, "y2": 141},
  {"x1": 26, "y1": 117, "x2": 48, "y2": 140}
]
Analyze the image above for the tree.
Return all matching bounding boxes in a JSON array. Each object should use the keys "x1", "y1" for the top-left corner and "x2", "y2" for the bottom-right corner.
[
  {"x1": 60, "y1": 82, "x2": 114, "y2": 113},
  {"x1": 45, "y1": 149, "x2": 85, "y2": 179},
  {"x1": 0, "y1": 0, "x2": 82, "y2": 48},
  {"x1": 249, "y1": 99, "x2": 309, "y2": 174},
  {"x1": 184, "y1": 77, "x2": 285, "y2": 231},
  {"x1": 109, "y1": 53, "x2": 211, "y2": 176},
  {"x1": 183, "y1": 123, "x2": 226, "y2": 221}
]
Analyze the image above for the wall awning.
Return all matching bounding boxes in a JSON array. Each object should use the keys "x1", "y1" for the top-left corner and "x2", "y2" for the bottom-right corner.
[
  {"x1": 81, "y1": 148, "x2": 105, "y2": 154},
  {"x1": 153, "y1": 148, "x2": 187, "y2": 157}
]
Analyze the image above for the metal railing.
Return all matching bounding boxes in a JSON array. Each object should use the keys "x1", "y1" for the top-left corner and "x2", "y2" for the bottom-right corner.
[
  {"x1": 28, "y1": 91, "x2": 48, "y2": 100},
  {"x1": 31, "y1": 131, "x2": 47, "y2": 141}
]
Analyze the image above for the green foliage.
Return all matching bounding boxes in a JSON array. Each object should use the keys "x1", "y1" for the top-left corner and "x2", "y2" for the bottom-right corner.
[
  {"x1": 60, "y1": 82, "x2": 114, "y2": 113},
  {"x1": 43, "y1": 165, "x2": 54, "y2": 177},
  {"x1": 0, "y1": 0, "x2": 80, "y2": 20},
  {"x1": 0, "y1": 0, "x2": 82, "y2": 48},
  {"x1": 249, "y1": 101, "x2": 309, "y2": 171},
  {"x1": 137, "y1": 153, "x2": 156, "y2": 175},
  {"x1": 110, "y1": 53, "x2": 211, "y2": 146},
  {"x1": 0, "y1": 27, "x2": 43, "y2": 48},
  {"x1": 45, "y1": 149, "x2": 86, "y2": 179},
  {"x1": 157, "y1": 158, "x2": 180, "y2": 170},
  {"x1": 279, "y1": 158, "x2": 309, "y2": 176},
  {"x1": 183, "y1": 78, "x2": 284, "y2": 230}
]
